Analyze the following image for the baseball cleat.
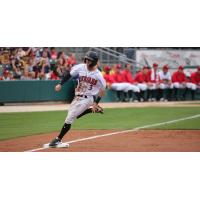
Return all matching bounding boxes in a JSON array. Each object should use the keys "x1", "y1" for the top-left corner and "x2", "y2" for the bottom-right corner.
[
  {"x1": 160, "y1": 98, "x2": 165, "y2": 102},
  {"x1": 140, "y1": 98, "x2": 144, "y2": 102},
  {"x1": 49, "y1": 137, "x2": 61, "y2": 147},
  {"x1": 47, "y1": 137, "x2": 69, "y2": 148}
]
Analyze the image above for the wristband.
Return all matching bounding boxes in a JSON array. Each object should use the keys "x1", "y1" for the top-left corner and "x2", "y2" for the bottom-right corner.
[
  {"x1": 59, "y1": 72, "x2": 71, "y2": 85},
  {"x1": 95, "y1": 96, "x2": 101, "y2": 104}
]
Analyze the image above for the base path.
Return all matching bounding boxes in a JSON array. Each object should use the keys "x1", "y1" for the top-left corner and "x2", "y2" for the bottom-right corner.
[{"x1": 0, "y1": 129, "x2": 200, "y2": 152}]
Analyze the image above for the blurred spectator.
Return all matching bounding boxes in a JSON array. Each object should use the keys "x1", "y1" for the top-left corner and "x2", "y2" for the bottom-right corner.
[
  {"x1": 57, "y1": 51, "x2": 67, "y2": 67},
  {"x1": 50, "y1": 47, "x2": 57, "y2": 61},
  {"x1": 147, "y1": 63, "x2": 160, "y2": 101},
  {"x1": 20, "y1": 68, "x2": 34, "y2": 80},
  {"x1": 1, "y1": 49, "x2": 11, "y2": 65},
  {"x1": 40, "y1": 47, "x2": 50, "y2": 58},
  {"x1": 110, "y1": 64, "x2": 139, "y2": 102},
  {"x1": 158, "y1": 65, "x2": 173, "y2": 101},
  {"x1": 39, "y1": 51, "x2": 51, "y2": 79},
  {"x1": 171, "y1": 66, "x2": 196, "y2": 100},
  {"x1": 134, "y1": 66, "x2": 149, "y2": 101},
  {"x1": 67, "y1": 53, "x2": 76, "y2": 67},
  {"x1": 172, "y1": 66, "x2": 188, "y2": 100},
  {"x1": 2, "y1": 70, "x2": 14, "y2": 80},
  {"x1": 11, "y1": 58, "x2": 26, "y2": 79},
  {"x1": 121, "y1": 64, "x2": 141, "y2": 101},
  {"x1": 17, "y1": 48, "x2": 26, "y2": 58},
  {"x1": 103, "y1": 65, "x2": 124, "y2": 101},
  {"x1": 50, "y1": 68, "x2": 60, "y2": 80},
  {"x1": 32, "y1": 64, "x2": 42, "y2": 79},
  {"x1": 187, "y1": 66, "x2": 200, "y2": 100}
]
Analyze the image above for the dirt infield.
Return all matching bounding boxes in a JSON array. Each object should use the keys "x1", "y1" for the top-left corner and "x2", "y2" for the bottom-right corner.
[{"x1": 0, "y1": 129, "x2": 200, "y2": 152}]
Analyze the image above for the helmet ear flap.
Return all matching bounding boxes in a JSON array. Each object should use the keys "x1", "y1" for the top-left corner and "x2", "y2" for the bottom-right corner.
[
  {"x1": 84, "y1": 51, "x2": 98, "y2": 67},
  {"x1": 89, "y1": 60, "x2": 97, "y2": 68}
]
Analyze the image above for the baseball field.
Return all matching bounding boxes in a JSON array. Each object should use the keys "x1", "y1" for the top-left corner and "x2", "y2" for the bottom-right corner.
[{"x1": 0, "y1": 101, "x2": 200, "y2": 152}]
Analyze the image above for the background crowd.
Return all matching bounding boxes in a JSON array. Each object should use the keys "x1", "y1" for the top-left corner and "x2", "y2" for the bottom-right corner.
[
  {"x1": 102, "y1": 63, "x2": 200, "y2": 102},
  {"x1": 0, "y1": 47, "x2": 76, "y2": 81},
  {"x1": 0, "y1": 47, "x2": 200, "y2": 101}
]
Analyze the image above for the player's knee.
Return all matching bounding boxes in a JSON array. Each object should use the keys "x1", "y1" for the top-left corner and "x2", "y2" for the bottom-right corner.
[
  {"x1": 159, "y1": 84, "x2": 165, "y2": 89},
  {"x1": 65, "y1": 117, "x2": 75, "y2": 124},
  {"x1": 191, "y1": 84, "x2": 197, "y2": 90},
  {"x1": 140, "y1": 84, "x2": 147, "y2": 91},
  {"x1": 132, "y1": 86, "x2": 140, "y2": 92},
  {"x1": 135, "y1": 87, "x2": 140, "y2": 92},
  {"x1": 173, "y1": 82, "x2": 179, "y2": 88}
]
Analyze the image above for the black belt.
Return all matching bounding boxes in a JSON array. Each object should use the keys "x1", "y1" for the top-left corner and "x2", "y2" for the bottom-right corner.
[{"x1": 76, "y1": 95, "x2": 88, "y2": 98}]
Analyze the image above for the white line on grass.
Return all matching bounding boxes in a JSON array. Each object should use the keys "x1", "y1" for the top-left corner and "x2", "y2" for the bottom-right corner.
[{"x1": 25, "y1": 114, "x2": 200, "y2": 152}]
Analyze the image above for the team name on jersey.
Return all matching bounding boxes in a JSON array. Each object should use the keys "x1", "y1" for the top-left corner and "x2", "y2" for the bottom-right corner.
[{"x1": 79, "y1": 76, "x2": 97, "y2": 85}]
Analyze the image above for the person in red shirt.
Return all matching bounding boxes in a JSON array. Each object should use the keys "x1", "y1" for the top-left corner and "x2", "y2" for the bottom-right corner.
[
  {"x1": 50, "y1": 70, "x2": 59, "y2": 80},
  {"x1": 122, "y1": 64, "x2": 141, "y2": 101},
  {"x1": 103, "y1": 64, "x2": 139, "y2": 102},
  {"x1": 67, "y1": 53, "x2": 77, "y2": 68},
  {"x1": 112, "y1": 64, "x2": 131, "y2": 101},
  {"x1": 103, "y1": 65, "x2": 125, "y2": 101},
  {"x1": 172, "y1": 65, "x2": 187, "y2": 100},
  {"x1": 187, "y1": 66, "x2": 200, "y2": 100},
  {"x1": 134, "y1": 66, "x2": 149, "y2": 101},
  {"x1": 103, "y1": 65, "x2": 115, "y2": 87},
  {"x1": 50, "y1": 47, "x2": 57, "y2": 61}
]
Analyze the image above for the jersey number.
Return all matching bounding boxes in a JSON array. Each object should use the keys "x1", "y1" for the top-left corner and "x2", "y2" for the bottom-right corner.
[{"x1": 88, "y1": 84, "x2": 93, "y2": 90}]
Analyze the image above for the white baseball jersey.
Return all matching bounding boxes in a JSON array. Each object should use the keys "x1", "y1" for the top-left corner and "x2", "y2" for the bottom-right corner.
[
  {"x1": 65, "y1": 64, "x2": 106, "y2": 124},
  {"x1": 150, "y1": 69, "x2": 160, "y2": 82},
  {"x1": 70, "y1": 63, "x2": 106, "y2": 96},
  {"x1": 158, "y1": 71, "x2": 171, "y2": 81}
]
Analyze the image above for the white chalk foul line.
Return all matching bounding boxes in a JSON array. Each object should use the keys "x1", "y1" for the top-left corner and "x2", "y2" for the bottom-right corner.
[{"x1": 25, "y1": 114, "x2": 200, "y2": 152}]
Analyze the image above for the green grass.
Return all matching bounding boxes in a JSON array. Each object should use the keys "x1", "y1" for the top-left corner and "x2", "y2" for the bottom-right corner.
[
  {"x1": 0, "y1": 107, "x2": 200, "y2": 140},
  {"x1": 154, "y1": 118, "x2": 200, "y2": 130}
]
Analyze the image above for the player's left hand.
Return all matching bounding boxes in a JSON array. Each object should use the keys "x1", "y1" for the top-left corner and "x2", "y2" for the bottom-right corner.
[
  {"x1": 91, "y1": 102, "x2": 99, "y2": 113},
  {"x1": 55, "y1": 84, "x2": 62, "y2": 92},
  {"x1": 91, "y1": 103, "x2": 104, "y2": 114}
]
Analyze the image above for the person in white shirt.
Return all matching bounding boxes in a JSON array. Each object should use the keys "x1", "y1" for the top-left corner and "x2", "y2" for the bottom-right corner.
[{"x1": 158, "y1": 65, "x2": 173, "y2": 101}]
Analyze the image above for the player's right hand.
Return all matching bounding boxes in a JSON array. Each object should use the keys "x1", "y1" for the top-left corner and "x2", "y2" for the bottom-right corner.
[{"x1": 55, "y1": 84, "x2": 62, "y2": 92}]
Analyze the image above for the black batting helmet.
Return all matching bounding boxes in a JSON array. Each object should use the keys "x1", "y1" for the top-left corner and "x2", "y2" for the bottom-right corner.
[{"x1": 84, "y1": 51, "x2": 98, "y2": 67}]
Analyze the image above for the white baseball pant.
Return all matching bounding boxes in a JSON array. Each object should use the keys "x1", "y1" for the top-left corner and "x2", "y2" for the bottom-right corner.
[
  {"x1": 173, "y1": 82, "x2": 186, "y2": 89},
  {"x1": 159, "y1": 83, "x2": 174, "y2": 89},
  {"x1": 137, "y1": 83, "x2": 147, "y2": 91},
  {"x1": 185, "y1": 83, "x2": 199, "y2": 90},
  {"x1": 65, "y1": 96, "x2": 94, "y2": 124}
]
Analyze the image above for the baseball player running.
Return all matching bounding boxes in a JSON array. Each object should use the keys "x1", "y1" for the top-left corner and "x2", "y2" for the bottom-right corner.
[{"x1": 48, "y1": 51, "x2": 106, "y2": 148}]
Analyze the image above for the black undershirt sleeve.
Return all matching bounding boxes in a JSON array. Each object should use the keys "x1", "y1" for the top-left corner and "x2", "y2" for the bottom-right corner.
[{"x1": 59, "y1": 71, "x2": 72, "y2": 85}]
